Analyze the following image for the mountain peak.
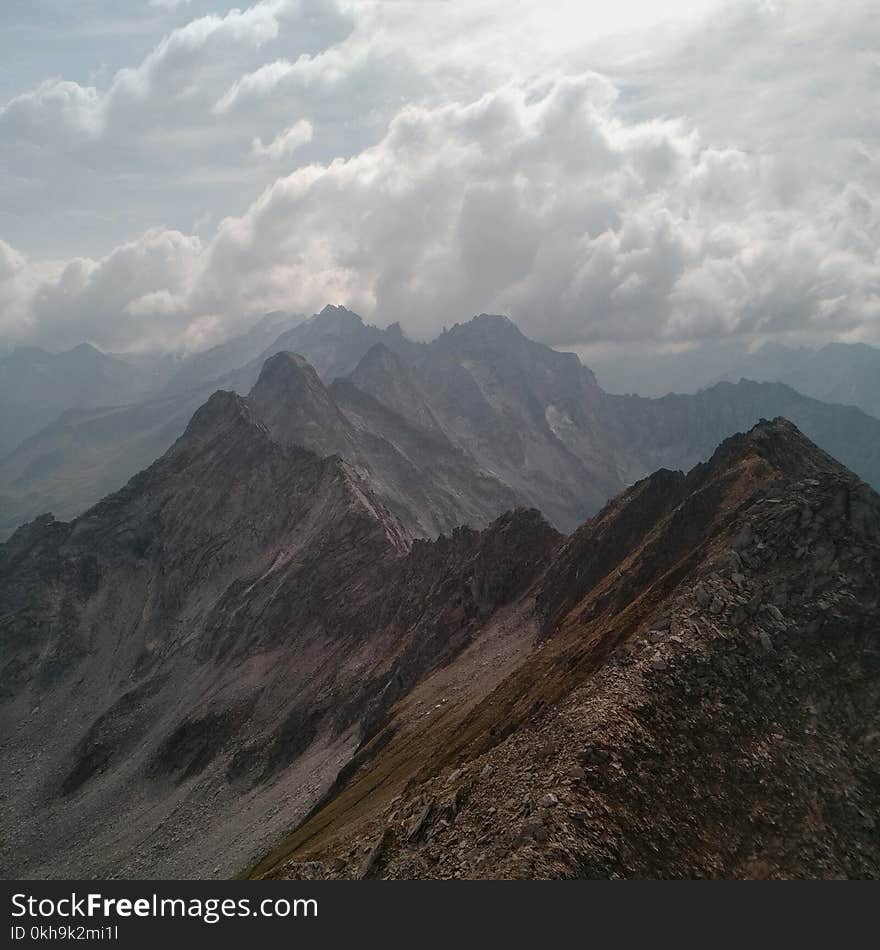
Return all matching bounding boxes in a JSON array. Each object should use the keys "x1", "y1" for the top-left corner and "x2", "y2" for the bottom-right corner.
[
  {"x1": 315, "y1": 304, "x2": 365, "y2": 329},
  {"x1": 249, "y1": 351, "x2": 355, "y2": 458},
  {"x1": 702, "y1": 416, "x2": 840, "y2": 483},
  {"x1": 249, "y1": 351, "x2": 330, "y2": 408},
  {"x1": 178, "y1": 389, "x2": 257, "y2": 445},
  {"x1": 445, "y1": 313, "x2": 523, "y2": 342}
]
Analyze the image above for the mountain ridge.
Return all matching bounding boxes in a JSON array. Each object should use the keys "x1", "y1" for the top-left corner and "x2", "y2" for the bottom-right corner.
[
  {"x1": 248, "y1": 418, "x2": 880, "y2": 880},
  {"x1": 4, "y1": 309, "x2": 880, "y2": 543},
  {"x1": 2, "y1": 408, "x2": 878, "y2": 879}
]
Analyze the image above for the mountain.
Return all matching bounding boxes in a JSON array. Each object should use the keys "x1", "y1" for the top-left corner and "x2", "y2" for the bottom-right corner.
[
  {"x1": 591, "y1": 339, "x2": 880, "y2": 420},
  {"x1": 0, "y1": 309, "x2": 412, "y2": 538},
  {"x1": 369, "y1": 315, "x2": 617, "y2": 531},
  {"x1": 781, "y1": 342, "x2": 880, "y2": 419},
  {"x1": 4, "y1": 309, "x2": 880, "y2": 542},
  {"x1": 0, "y1": 388, "x2": 555, "y2": 877},
  {"x1": 602, "y1": 380, "x2": 880, "y2": 487},
  {"x1": 253, "y1": 304, "x2": 409, "y2": 382},
  {"x1": 348, "y1": 343, "x2": 444, "y2": 434},
  {"x1": 164, "y1": 311, "x2": 301, "y2": 395},
  {"x1": 249, "y1": 419, "x2": 880, "y2": 880},
  {"x1": 0, "y1": 387, "x2": 216, "y2": 538},
  {"x1": 249, "y1": 351, "x2": 521, "y2": 536},
  {"x1": 0, "y1": 343, "x2": 165, "y2": 454},
  {"x1": 5, "y1": 412, "x2": 876, "y2": 879}
]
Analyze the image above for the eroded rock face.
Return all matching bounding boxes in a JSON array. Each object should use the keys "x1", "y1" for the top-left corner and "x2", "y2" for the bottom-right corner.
[{"x1": 254, "y1": 420, "x2": 880, "y2": 881}]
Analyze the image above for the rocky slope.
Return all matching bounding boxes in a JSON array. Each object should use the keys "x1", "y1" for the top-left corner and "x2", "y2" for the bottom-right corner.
[
  {"x1": 250, "y1": 419, "x2": 880, "y2": 880},
  {"x1": 4, "y1": 309, "x2": 880, "y2": 543},
  {"x1": 246, "y1": 351, "x2": 521, "y2": 537},
  {"x1": 0, "y1": 385, "x2": 556, "y2": 878}
]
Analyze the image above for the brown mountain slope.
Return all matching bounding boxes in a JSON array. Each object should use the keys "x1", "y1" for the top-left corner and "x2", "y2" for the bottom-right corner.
[{"x1": 251, "y1": 419, "x2": 880, "y2": 880}]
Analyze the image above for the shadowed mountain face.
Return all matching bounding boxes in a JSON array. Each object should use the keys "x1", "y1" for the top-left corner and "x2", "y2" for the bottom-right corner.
[
  {"x1": 3, "y1": 309, "x2": 880, "y2": 543},
  {"x1": 250, "y1": 420, "x2": 880, "y2": 881}
]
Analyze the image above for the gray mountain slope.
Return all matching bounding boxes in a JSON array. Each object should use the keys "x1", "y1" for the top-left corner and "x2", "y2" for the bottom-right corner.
[
  {"x1": 0, "y1": 390, "x2": 557, "y2": 878},
  {"x1": 3, "y1": 309, "x2": 880, "y2": 540},
  {"x1": 164, "y1": 311, "x2": 302, "y2": 395},
  {"x1": 250, "y1": 352, "x2": 521, "y2": 536}
]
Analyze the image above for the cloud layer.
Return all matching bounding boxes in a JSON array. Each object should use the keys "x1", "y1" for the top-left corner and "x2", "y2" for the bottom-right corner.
[{"x1": 0, "y1": 0, "x2": 878, "y2": 352}]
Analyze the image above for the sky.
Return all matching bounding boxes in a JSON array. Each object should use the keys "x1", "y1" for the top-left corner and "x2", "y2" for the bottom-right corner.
[{"x1": 0, "y1": 0, "x2": 877, "y2": 354}]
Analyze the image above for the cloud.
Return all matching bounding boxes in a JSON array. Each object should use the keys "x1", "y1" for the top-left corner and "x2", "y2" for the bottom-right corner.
[
  {"x1": 253, "y1": 120, "x2": 314, "y2": 160},
  {"x1": 6, "y1": 50, "x2": 880, "y2": 353},
  {"x1": 27, "y1": 229, "x2": 203, "y2": 351},
  {"x1": 0, "y1": 3, "x2": 287, "y2": 143},
  {"x1": 0, "y1": 79, "x2": 104, "y2": 143},
  {"x1": 0, "y1": 0, "x2": 358, "y2": 257},
  {"x1": 0, "y1": 0, "x2": 878, "y2": 352}
]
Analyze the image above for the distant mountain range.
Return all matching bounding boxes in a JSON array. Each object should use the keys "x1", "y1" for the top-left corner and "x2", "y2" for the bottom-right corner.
[
  {"x1": 0, "y1": 342, "x2": 161, "y2": 455},
  {"x1": 0, "y1": 312, "x2": 303, "y2": 458},
  {"x1": 2, "y1": 308, "x2": 880, "y2": 539},
  {"x1": 590, "y1": 339, "x2": 880, "y2": 419}
]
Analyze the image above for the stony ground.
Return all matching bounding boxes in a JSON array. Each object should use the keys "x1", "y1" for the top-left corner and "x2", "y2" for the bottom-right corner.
[{"x1": 262, "y1": 427, "x2": 880, "y2": 879}]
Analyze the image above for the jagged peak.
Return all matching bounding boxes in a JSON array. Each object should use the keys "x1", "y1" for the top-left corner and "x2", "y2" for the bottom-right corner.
[
  {"x1": 313, "y1": 304, "x2": 366, "y2": 328},
  {"x1": 179, "y1": 390, "x2": 258, "y2": 443},
  {"x1": 698, "y1": 416, "x2": 847, "y2": 485},
  {"x1": 247, "y1": 350, "x2": 355, "y2": 459},
  {"x1": 250, "y1": 350, "x2": 326, "y2": 399},
  {"x1": 443, "y1": 313, "x2": 523, "y2": 342}
]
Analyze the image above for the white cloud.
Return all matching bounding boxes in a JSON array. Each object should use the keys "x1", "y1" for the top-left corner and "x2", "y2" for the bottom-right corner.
[
  {"x1": 253, "y1": 120, "x2": 314, "y2": 160},
  {"x1": 0, "y1": 3, "x2": 286, "y2": 143},
  {"x1": 0, "y1": 0, "x2": 878, "y2": 353},
  {"x1": 0, "y1": 79, "x2": 104, "y2": 143},
  {"x1": 214, "y1": 59, "x2": 296, "y2": 114},
  {"x1": 27, "y1": 229, "x2": 203, "y2": 351}
]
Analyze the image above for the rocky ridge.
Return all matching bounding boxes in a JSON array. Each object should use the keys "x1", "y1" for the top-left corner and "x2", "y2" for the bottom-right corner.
[
  {"x1": 252, "y1": 420, "x2": 880, "y2": 880},
  {"x1": 0, "y1": 389, "x2": 555, "y2": 878},
  {"x1": 5, "y1": 309, "x2": 880, "y2": 541}
]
